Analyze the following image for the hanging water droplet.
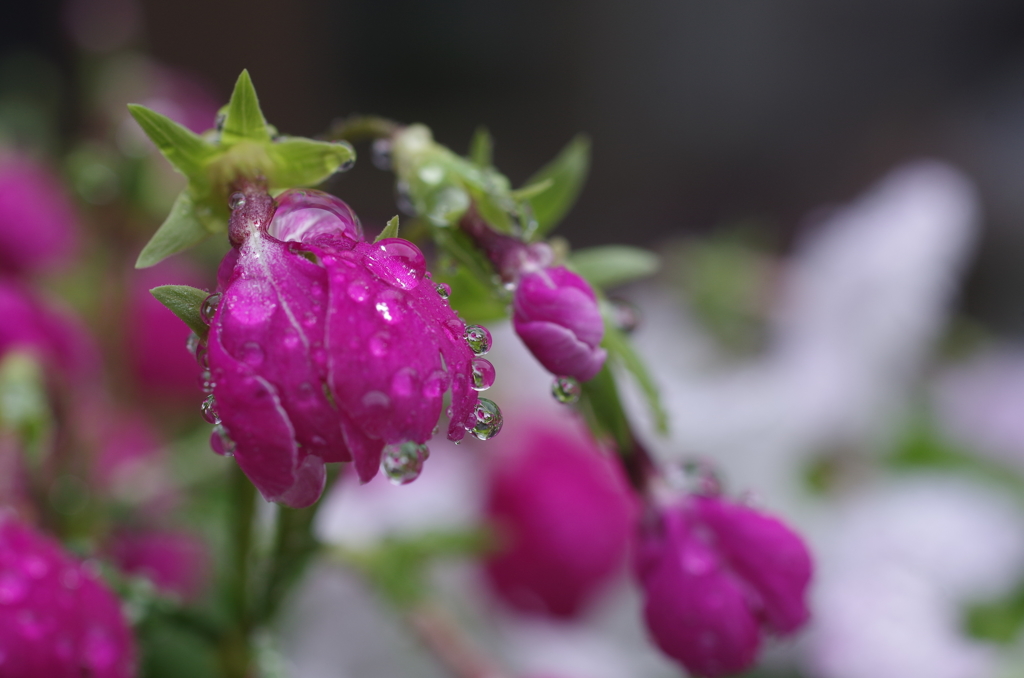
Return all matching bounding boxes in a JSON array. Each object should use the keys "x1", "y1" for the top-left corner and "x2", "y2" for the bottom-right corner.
[
  {"x1": 372, "y1": 138, "x2": 393, "y2": 170},
  {"x1": 551, "y1": 376, "x2": 581, "y2": 404},
  {"x1": 195, "y1": 344, "x2": 209, "y2": 369},
  {"x1": 229, "y1": 192, "x2": 246, "y2": 210},
  {"x1": 435, "y1": 283, "x2": 451, "y2": 299},
  {"x1": 185, "y1": 332, "x2": 200, "y2": 357},
  {"x1": 337, "y1": 156, "x2": 355, "y2": 172},
  {"x1": 201, "y1": 394, "x2": 220, "y2": 424},
  {"x1": 211, "y1": 424, "x2": 236, "y2": 456},
  {"x1": 215, "y1": 112, "x2": 227, "y2": 132},
  {"x1": 610, "y1": 298, "x2": 641, "y2": 334},
  {"x1": 200, "y1": 293, "x2": 222, "y2": 324},
  {"x1": 464, "y1": 325, "x2": 492, "y2": 355},
  {"x1": 675, "y1": 459, "x2": 722, "y2": 497},
  {"x1": 381, "y1": 441, "x2": 429, "y2": 485},
  {"x1": 367, "y1": 239, "x2": 427, "y2": 290},
  {"x1": 470, "y1": 358, "x2": 495, "y2": 391},
  {"x1": 199, "y1": 369, "x2": 214, "y2": 394},
  {"x1": 468, "y1": 398, "x2": 503, "y2": 440}
]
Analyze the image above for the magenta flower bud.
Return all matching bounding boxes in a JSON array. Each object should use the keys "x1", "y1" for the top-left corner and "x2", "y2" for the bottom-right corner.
[
  {"x1": 0, "y1": 517, "x2": 136, "y2": 677},
  {"x1": 108, "y1": 529, "x2": 209, "y2": 601},
  {"x1": 512, "y1": 267, "x2": 607, "y2": 381},
  {"x1": 636, "y1": 496, "x2": 812, "y2": 678},
  {"x1": 484, "y1": 423, "x2": 637, "y2": 618},
  {"x1": 0, "y1": 279, "x2": 98, "y2": 386},
  {"x1": 206, "y1": 188, "x2": 481, "y2": 506},
  {"x1": 0, "y1": 154, "x2": 79, "y2": 277}
]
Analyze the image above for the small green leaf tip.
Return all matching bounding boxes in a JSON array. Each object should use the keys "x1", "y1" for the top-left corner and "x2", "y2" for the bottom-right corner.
[
  {"x1": 127, "y1": 104, "x2": 215, "y2": 180},
  {"x1": 150, "y1": 285, "x2": 212, "y2": 342},
  {"x1": 524, "y1": 135, "x2": 590, "y2": 238},
  {"x1": 136, "y1": 192, "x2": 210, "y2": 268},
  {"x1": 469, "y1": 126, "x2": 493, "y2": 167},
  {"x1": 570, "y1": 245, "x2": 660, "y2": 290},
  {"x1": 375, "y1": 216, "x2": 400, "y2": 243},
  {"x1": 221, "y1": 69, "x2": 271, "y2": 144}
]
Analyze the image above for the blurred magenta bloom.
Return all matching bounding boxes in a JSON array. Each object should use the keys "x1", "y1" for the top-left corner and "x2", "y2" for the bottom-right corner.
[
  {"x1": 0, "y1": 279, "x2": 98, "y2": 385},
  {"x1": 0, "y1": 518, "x2": 135, "y2": 678},
  {"x1": 635, "y1": 496, "x2": 812, "y2": 678},
  {"x1": 109, "y1": 529, "x2": 209, "y2": 601},
  {"x1": 0, "y1": 154, "x2": 79, "y2": 277},
  {"x1": 126, "y1": 260, "x2": 206, "y2": 401},
  {"x1": 484, "y1": 424, "x2": 636, "y2": 618},
  {"x1": 513, "y1": 266, "x2": 606, "y2": 381},
  {"x1": 206, "y1": 188, "x2": 481, "y2": 506}
]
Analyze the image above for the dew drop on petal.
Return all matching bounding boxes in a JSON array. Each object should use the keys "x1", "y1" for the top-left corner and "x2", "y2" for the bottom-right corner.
[
  {"x1": 551, "y1": 376, "x2": 581, "y2": 404},
  {"x1": 195, "y1": 344, "x2": 209, "y2": 369},
  {"x1": 368, "y1": 238, "x2": 427, "y2": 290},
  {"x1": 200, "y1": 293, "x2": 222, "y2": 324},
  {"x1": 238, "y1": 341, "x2": 265, "y2": 366},
  {"x1": 200, "y1": 394, "x2": 220, "y2": 424},
  {"x1": 470, "y1": 358, "x2": 495, "y2": 391},
  {"x1": 464, "y1": 324, "x2": 492, "y2": 355},
  {"x1": 347, "y1": 280, "x2": 370, "y2": 303},
  {"x1": 211, "y1": 424, "x2": 236, "y2": 456},
  {"x1": 185, "y1": 332, "x2": 200, "y2": 357},
  {"x1": 422, "y1": 370, "x2": 449, "y2": 398},
  {"x1": 374, "y1": 291, "x2": 406, "y2": 324},
  {"x1": 369, "y1": 331, "x2": 390, "y2": 357},
  {"x1": 199, "y1": 369, "x2": 214, "y2": 394},
  {"x1": 610, "y1": 298, "x2": 641, "y2": 333},
  {"x1": 391, "y1": 367, "x2": 416, "y2": 397},
  {"x1": 467, "y1": 398, "x2": 503, "y2": 440},
  {"x1": 381, "y1": 442, "x2": 429, "y2": 485},
  {"x1": 435, "y1": 283, "x2": 451, "y2": 299},
  {"x1": 229, "y1": 192, "x2": 246, "y2": 210}
]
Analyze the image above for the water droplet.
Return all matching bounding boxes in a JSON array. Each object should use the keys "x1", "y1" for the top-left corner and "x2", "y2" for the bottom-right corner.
[
  {"x1": 229, "y1": 192, "x2": 246, "y2": 210},
  {"x1": 435, "y1": 283, "x2": 451, "y2": 299},
  {"x1": 215, "y1": 112, "x2": 227, "y2": 132},
  {"x1": 186, "y1": 332, "x2": 200, "y2": 357},
  {"x1": 675, "y1": 459, "x2": 722, "y2": 496},
  {"x1": 367, "y1": 239, "x2": 427, "y2": 290},
  {"x1": 610, "y1": 298, "x2": 641, "y2": 333},
  {"x1": 464, "y1": 325, "x2": 492, "y2": 355},
  {"x1": 470, "y1": 358, "x2": 495, "y2": 391},
  {"x1": 211, "y1": 424, "x2": 236, "y2": 456},
  {"x1": 374, "y1": 290, "x2": 406, "y2": 324},
  {"x1": 467, "y1": 398, "x2": 503, "y2": 440},
  {"x1": 0, "y1": 572, "x2": 27, "y2": 604},
  {"x1": 381, "y1": 441, "x2": 429, "y2": 485},
  {"x1": 422, "y1": 370, "x2": 449, "y2": 398},
  {"x1": 201, "y1": 394, "x2": 220, "y2": 424},
  {"x1": 391, "y1": 367, "x2": 416, "y2": 397},
  {"x1": 443, "y1": 317, "x2": 465, "y2": 340},
  {"x1": 200, "y1": 293, "x2": 222, "y2": 324},
  {"x1": 338, "y1": 157, "x2": 355, "y2": 172},
  {"x1": 551, "y1": 376, "x2": 581, "y2": 404},
  {"x1": 347, "y1": 280, "x2": 370, "y2": 302},
  {"x1": 199, "y1": 369, "x2": 214, "y2": 394},
  {"x1": 238, "y1": 341, "x2": 265, "y2": 366},
  {"x1": 369, "y1": 331, "x2": 390, "y2": 357},
  {"x1": 195, "y1": 344, "x2": 209, "y2": 369},
  {"x1": 362, "y1": 390, "x2": 391, "y2": 409},
  {"x1": 372, "y1": 138, "x2": 392, "y2": 170}
]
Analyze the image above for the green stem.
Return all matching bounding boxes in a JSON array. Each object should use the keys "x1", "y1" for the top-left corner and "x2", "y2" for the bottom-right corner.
[
  {"x1": 257, "y1": 502, "x2": 320, "y2": 625},
  {"x1": 220, "y1": 463, "x2": 257, "y2": 678}
]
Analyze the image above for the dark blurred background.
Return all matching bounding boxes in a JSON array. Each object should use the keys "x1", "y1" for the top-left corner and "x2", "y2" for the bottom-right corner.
[{"x1": 5, "y1": 0, "x2": 1024, "y2": 330}]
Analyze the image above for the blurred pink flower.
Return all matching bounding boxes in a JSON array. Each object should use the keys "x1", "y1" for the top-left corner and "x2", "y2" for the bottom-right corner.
[
  {"x1": 484, "y1": 423, "x2": 636, "y2": 618},
  {"x1": 0, "y1": 154, "x2": 79, "y2": 277},
  {"x1": 0, "y1": 517, "x2": 135, "y2": 677},
  {"x1": 108, "y1": 529, "x2": 209, "y2": 601}
]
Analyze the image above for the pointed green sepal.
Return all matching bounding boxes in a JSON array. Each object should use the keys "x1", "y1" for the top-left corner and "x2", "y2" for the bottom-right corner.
[
  {"x1": 136, "y1": 192, "x2": 212, "y2": 268},
  {"x1": 150, "y1": 285, "x2": 212, "y2": 341},
  {"x1": 127, "y1": 104, "x2": 216, "y2": 181},
  {"x1": 375, "y1": 216, "x2": 400, "y2": 243},
  {"x1": 524, "y1": 135, "x2": 590, "y2": 239},
  {"x1": 570, "y1": 245, "x2": 660, "y2": 290},
  {"x1": 221, "y1": 70, "x2": 272, "y2": 144},
  {"x1": 266, "y1": 137, "x2": 355, "y2": 188},
  {"x1": 469, "y1": 126, "x2": 493, "y2": 167},
  {"x1": 510, "y1": 178, "x2": 553, "y2": 201}
]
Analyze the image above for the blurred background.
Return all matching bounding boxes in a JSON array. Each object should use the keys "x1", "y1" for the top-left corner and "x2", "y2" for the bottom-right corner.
[{"x1": 6, "y1": 0, "x2": 1024, "y2": 330}]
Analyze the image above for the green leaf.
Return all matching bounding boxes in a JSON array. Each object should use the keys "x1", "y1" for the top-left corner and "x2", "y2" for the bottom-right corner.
[
  {"x1": 602, "y1": 305, "x2": 668, "y2": 435},
  {"x1": 375, "y1": 215, "x2": 400, "y2": 242},
  {"x1": 221, "y1": 70, "x2": 271, "y2": 144},
  {"x1": 266, "y1": 137, "x2": 355, "y2": 188},
  {"x1": 524, "y1": 134, "x2": 590, "y2": 238},
  {"x1": 136, "y1": 191, "x2": 212, "y2": 268},
  {"x1": 469, "y1": 126, "x2": 493, "y2": 167},
  {"x1": 150, "y1": 285, "x2": 212, "y2": 341},
  {"x1": 510, "y1": 178, "x2": 553, "y2": 201},
  {"x1": 579, "y1": 365, "x2": 634, "y2": 453},
  {"x1": 127, "y1": 104, "x2": 215, "y2": 180},
  {"x1": 435, "y1": 264, "x2": 509, "y2": 325},
  {"x1": 571, "y1": 245, "x2": 660, "y2": 289}
]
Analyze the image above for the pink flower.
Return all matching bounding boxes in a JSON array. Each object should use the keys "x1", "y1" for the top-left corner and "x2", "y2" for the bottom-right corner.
[
  {"x1": 0, "y1": 154, "x2": 79, "y2": 277},
  {"x1": 512, "y1": 267, "x2": 606, "y2": 381},
  {"x1": 204, "y1": 188, "x2": 484, "y2": 507},
  {"x1": 126, "y1": 260, "x2": 206, "y2": 402},
  {"x1": 0, "y1": 279, "x2": 98, "y2": 386},
  {"x1": 484, "y1": 424, "x2": 636, "y2": 618},
  {"x1": 635, "y1": 496, "x2": 812, "y2": 678},
  {"x1": 108, "y1": 529, "x2": 209, "y2": 601},
  {"x1": 0, "y1": 517, "x2": 136, "y2": 678}
]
